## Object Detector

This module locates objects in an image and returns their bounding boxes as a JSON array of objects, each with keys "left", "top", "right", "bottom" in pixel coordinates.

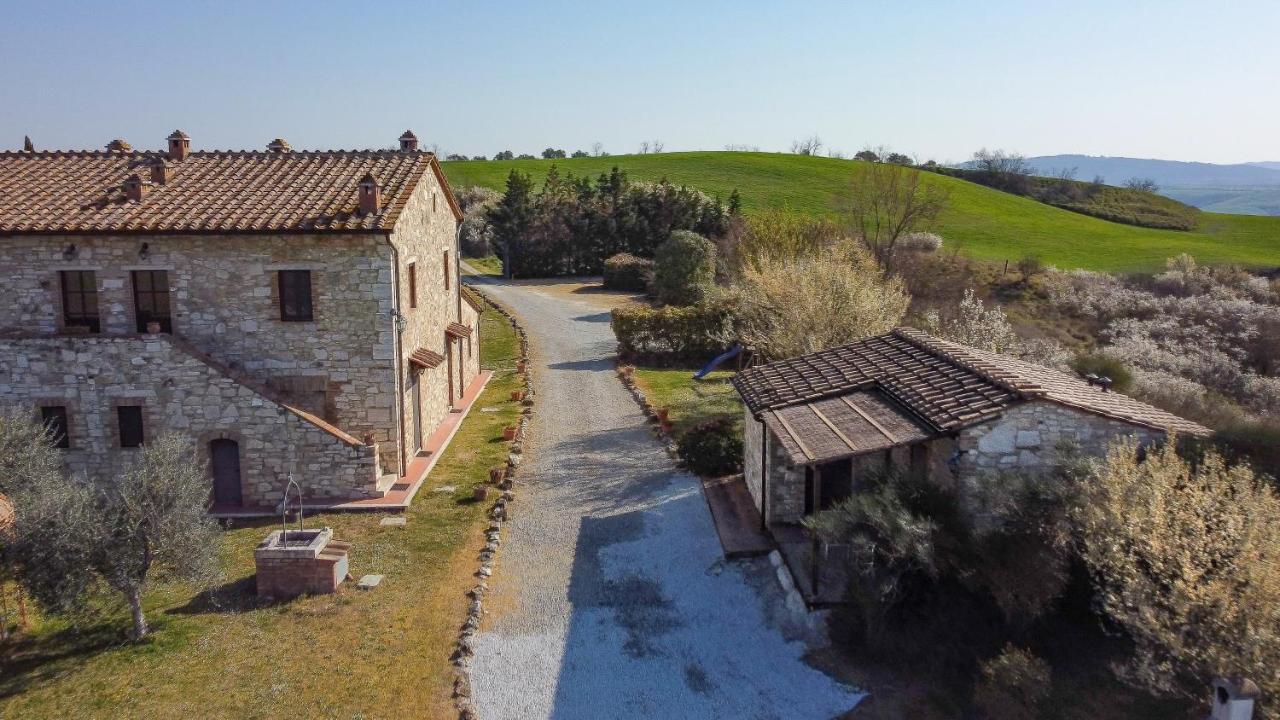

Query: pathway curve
[{"left": 467, "top": 275, "right": 861, "bottom": 720}]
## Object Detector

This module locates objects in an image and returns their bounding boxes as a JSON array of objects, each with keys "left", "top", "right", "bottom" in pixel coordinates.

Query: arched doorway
[{"left": 210, "top": 439, "right": 243, "bottom": 507}]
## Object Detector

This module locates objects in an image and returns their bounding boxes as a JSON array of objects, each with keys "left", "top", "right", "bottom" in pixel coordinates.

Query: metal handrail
[{"left": 280, "top": 476, "right": 304, "bottom": 542}]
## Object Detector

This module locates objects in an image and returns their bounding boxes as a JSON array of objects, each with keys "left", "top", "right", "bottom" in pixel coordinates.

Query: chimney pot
[
  {"left": 123, "top": 173, "right": 150, "bottom": 202},
  {"left": 399, "top": 130, "right": 419, "bottom": 151},
  {"left": 106, "top": 138, "right": 132, "bottom": 153},
  {"left": 267, "top": 138, "right": 292, "bottom": 153},
  {"left": 167, "top": 130, "right": 190, "bottom": 161},
  {"left": 150, "top": 158, "right": 172, "bottom": 185},
  {"left": 358, "top": 173, "right": 381, "bottom": 216}
]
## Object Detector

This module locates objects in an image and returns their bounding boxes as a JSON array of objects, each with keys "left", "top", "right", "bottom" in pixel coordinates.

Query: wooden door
[
  {"left": 411, "top": 370, "right": 422, "bottom": 450},
  {"left": 210, "top": 439, "right": 243, "bottom": 506},
  {"left": 446, "top": 339, "right": 455, "bottom": 407}
]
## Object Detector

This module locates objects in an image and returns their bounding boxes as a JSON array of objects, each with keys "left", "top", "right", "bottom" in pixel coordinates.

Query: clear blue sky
[{"left": 2, "top": 0, "right": 1276, "bottom": 163}]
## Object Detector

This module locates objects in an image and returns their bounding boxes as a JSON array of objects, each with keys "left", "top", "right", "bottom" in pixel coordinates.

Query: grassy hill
[{"left": 442, "top": 152, "right": 1280, "bottom": 273}]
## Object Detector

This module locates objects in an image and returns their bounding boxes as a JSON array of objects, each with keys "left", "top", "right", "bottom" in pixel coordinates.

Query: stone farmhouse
[
  {"left": 732, "top": 327, "right": 1208, "bottom": 603},
  {"left": 0, "top": 131, "right": 484, "bottom": 512}
]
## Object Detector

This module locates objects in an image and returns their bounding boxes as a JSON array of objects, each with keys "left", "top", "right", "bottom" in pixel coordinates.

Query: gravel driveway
[{"left": 467, "top": 275, "right": 862, "bottom": 720}]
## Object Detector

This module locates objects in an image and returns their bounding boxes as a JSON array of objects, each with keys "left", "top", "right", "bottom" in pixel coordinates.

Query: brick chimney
[
  {"left": 357, "top": 173, "right": 381, "bottom": 216},
  {"left": 399, "top": 130, "right": 419, "bottom": 151},
  {"left": 167, "top": 130, "right": 190, "bottom": 161},
  {"left": 122, "top": 173, "right": 150, "bottom": 202},
  {"left": 106, "top": 138, "right": 132, "bottom": 153},
  {"left": 150, "top": 158, "right": 172, "bottom": 184},
  {"left": 267, "top": 138, "right": 292, "bottom": 153}
]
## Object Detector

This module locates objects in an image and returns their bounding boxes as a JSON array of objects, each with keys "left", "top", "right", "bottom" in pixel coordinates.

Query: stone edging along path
[
  {"left": 615, "top": 361, "right": 682, "bottom": 463},
  {"left": 452, "top": 284, "right": 534, "bottom": 720}
]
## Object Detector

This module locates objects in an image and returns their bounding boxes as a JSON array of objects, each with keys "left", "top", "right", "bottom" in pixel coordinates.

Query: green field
[{"left": 443, "top": 152, "right": 1280, "bottom": 272}]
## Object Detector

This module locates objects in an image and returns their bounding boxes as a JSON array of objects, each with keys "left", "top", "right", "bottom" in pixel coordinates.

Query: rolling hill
[
  {"left": 442, "top": 152, "right": 1280, "bottom": 273},
  {"left": 1024, "top": 154, "right": 1280, "bottom": 216}
]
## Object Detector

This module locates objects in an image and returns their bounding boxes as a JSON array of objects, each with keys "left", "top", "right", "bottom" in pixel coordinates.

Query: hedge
[
  {"left": 610, "top": 301, "right": 735, "bottom": 362},
  {"left": 602, "top": 253, "right": 653, "bottom": 292}
]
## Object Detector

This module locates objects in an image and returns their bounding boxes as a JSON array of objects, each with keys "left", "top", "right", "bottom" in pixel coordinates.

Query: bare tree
[
  {"left": 1125, "top": 177, "right": 1159, "bottom": 193},
  {"left": 591, "top": 142, "right": 603, "bottom": 157},
  {"left": 639, "top": 141, "right": 650, "bottom": 155},
  {"left": 790, "top": 135, "right": 823, "bottom": 156},
  {"left": 838, "top": 161, "right": 950, "bottom": 270},
  {"left": 651, "top": 139, "right": 665, "bottom": 153}
]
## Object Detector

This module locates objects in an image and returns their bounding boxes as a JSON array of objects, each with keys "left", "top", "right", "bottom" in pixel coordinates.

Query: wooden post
[{"left": 1002, "top": 259, "right": 1009, "bottom": 276}]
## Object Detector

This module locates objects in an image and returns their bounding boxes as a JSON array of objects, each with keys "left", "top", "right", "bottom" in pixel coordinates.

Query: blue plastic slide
[{"left": 694, "top": 344, "right": 743, "bottom": 380}]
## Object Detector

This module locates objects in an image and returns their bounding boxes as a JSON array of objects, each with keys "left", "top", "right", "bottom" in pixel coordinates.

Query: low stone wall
[{"left": 0, "top": 335, "right": 377, "bottom": 505}]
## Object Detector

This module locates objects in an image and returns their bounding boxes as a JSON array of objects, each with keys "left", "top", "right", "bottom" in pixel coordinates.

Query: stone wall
[
  {"left": 0, "top": 336, "right": 378, "bottom": 505},
  {"left": 390, "top": 172, "right": 479, "bottom": 454},
  {"left": 742, "top": 408, "right": 806, "bottom": 524},
  {"left": 0, "top": 232, "right": 398, "bottom": 465},
  {"left": 956, "top": 399, "right": 1163, "bottom": 474}
]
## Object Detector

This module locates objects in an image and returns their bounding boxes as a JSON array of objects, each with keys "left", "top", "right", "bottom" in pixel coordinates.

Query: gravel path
[{"left": 467, "top": 276, "right": 862, "bottom": 720}]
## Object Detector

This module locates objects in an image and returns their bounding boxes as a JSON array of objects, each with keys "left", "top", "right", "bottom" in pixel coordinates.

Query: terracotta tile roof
[
  {"left": 410, "top": 347, "right": 445, "bottom": 369},
  {"left": 461, "top": 286, "right": 486, "bottom": 313},
  {"left": 734, "top": 330, "right": 1020, "bottom": 431},
  {"left": 445, "top": 322, "right": 472, "bottom": 339},
  {"left": 734, "top": 328, "right": 1208, "bottom": 437},
  {"left": 764, "top": 390, "right": 934, "bottom": 466},
  {"left": 897, "top": 329, "right": 1210, "bottom": 436},
  {"left": 0, "top": 147, "right": 461, "bottom": 234}
]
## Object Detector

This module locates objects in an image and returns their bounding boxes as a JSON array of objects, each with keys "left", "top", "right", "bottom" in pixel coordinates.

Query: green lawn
[
  {"left": 443, "top": 152, "right": 1280, "bottom": 272},
  {"left": 629, "top": 367, "right": 742, "bottom": 436},
  {"left": 0, "top": 303, "right": 523, "bottom": 719},
  {"left": 461, "top": 254, "right": 503, "bottom": 278}
]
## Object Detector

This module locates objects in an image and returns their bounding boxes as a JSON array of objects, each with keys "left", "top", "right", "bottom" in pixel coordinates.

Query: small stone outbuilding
[{"left": 732, "top": 327, "right": 1209, "bottom": 603}]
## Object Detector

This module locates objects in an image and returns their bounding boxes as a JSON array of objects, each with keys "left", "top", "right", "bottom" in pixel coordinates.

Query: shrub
[
  {"left": 676, "top": 419, "right": 743, "bottom": 477},
  {"left": 921, "top": 289, "right": 1020, "bottom": 354},
  {"left": 602, "top": 253, "right": 653, "bottom": 292},
  {"left": 1016, "top": 254, "right": 1044, "bottom": 278},
  {"left": 734, "top": 244, "right": 908, "bottom": 360},
  {"left": 1069, "top": 352, "right": 1133, "bottom": 393},
  {"left": 972, "top": 646, "right": 1052, "bottom": 720},
  {"left": 610, "top": 301, "right": 735, "bottom": 362},
  {"left": 652, "top": 231, "right": 717, "bottom": 306},
  {"left": 1074, "top": 440, "right": 1280, "bottom": 700},
  {"left": 896, "top": 231, "right": 944, "bottom": 254}
]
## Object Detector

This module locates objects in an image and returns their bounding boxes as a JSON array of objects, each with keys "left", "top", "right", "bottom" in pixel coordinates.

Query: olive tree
[
  {"left": 1075, "top": 439, "right": 1280, "bottom": 699},
  {"left": 733, "top": 243, "right": 908, "bottom": 360},
  {"left": 3, "top": 415, "right": 219, "bottom": 640}
]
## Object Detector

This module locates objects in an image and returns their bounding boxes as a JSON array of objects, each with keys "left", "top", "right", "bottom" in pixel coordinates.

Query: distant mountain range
[{"left": 1021, "top": 155, "right": 1280, "bottom": 216}]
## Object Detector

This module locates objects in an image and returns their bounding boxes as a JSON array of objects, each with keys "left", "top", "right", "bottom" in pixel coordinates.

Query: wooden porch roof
[{"left": 763, "top": 389, "right": 935, "bottom": 466}]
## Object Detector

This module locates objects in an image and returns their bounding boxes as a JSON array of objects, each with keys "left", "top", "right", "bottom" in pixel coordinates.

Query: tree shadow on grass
[
  {"left": 166, "top": 575, "right": 266, "bottom": 616},
  {"left": 0, "top": 621, "right": 133, "bottom": 699}
]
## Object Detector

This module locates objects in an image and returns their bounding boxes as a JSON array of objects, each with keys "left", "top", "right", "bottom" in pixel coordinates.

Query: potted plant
[
  {"left": 473, "top": 485, "right": 489, "bottom": 501},
  {"left": 489, "top": 466, "right": 506, "bottom": 483},
  {"left": 656, "top": 408, "right": 670, "bottom": 423},
  {"left": 145, "top": 321, "right": 162, "bottom": 334},
  {"left": 516, "top": 360, "right": 526, "bottom": 373},
  {"left": 502, "top": 425, "right": 518, "bottom": 441},
  {"left": 511, "top": 390, "right": 524, "bottom": 402}
]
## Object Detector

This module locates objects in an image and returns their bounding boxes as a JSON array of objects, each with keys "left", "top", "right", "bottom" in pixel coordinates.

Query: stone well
[{"left": 254, "top": 527, "right": 350, "bottom": 600}]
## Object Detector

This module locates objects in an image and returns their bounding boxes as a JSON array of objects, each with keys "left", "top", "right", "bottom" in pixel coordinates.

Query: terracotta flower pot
[
  {"left": 145, "top": 321, "right": 162, "bottom": 334},
  {"left": 656, "top": 408, "right": 669, "bottom": 423},
  {"left": 516, "top": 361, "right": 526, "bottom": 373},
  {"left": 489, "top": 466, "right": 506, "bottom": 483},
  {"left": 660, "top": 421, "right": 673, "bottom": 434},
  {"left": 473, "top": 485, "right": 489, "bottom": 501},
  {"left": 510, "top": 390, "right": 524, "bottom": 402},
  {"left": 502, "top": 426, "right": 518, "bottom": 441}
]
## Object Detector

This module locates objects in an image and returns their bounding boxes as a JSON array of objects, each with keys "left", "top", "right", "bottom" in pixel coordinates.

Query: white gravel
[{"left": 468, "top": 277, "right": 863, "bottom": 720}]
